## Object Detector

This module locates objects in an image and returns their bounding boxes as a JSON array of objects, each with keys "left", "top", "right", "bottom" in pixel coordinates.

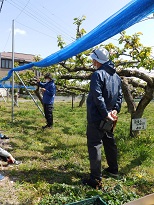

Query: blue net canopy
[
  {"left": 0, "top": 83, "right": 35, "bottom": 90},
  {"left": 0, "top": 0, "right": 154, "bottom": 83}
]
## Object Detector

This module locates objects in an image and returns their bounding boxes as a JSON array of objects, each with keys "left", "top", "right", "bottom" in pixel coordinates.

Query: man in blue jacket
[
  {"left": 83, "top": 48, "right": 122, "bottom": 189},
  {"left": 37, "top": 73, "right": 56, "bottom": 129}
]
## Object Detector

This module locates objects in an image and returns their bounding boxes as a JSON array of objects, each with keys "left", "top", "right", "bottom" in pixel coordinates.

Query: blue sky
[{"left": 0, "top": 0, "right": 154, "bottom": 58}]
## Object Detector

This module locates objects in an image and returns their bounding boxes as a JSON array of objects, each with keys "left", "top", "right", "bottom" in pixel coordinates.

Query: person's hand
[
  {"left": 37, "top": 78, "right": 40, "bottom": 82},
  {"left": 107, "top": 112, "right": 115, "bottom": 121},
  {"left": 8, "top": 155, "right": 15, "bottom": 163},
  {"left": 111, "top": 110, "right": 118, "bottom": 120},
  {"left": 111, "top": 110, "right": 117, "bottom": 116},
  {"left": 107, "top": 110, "right": 118, "bottom": 121},
  {"left": 40, "top": 88, "right": 46, "bottom": 92}
]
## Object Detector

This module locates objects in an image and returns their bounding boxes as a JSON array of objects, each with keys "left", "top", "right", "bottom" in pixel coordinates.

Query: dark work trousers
[
  {"left": 44, "top": 104, "right": 53, "bottom": 127},
  {"left": 87, "top": 122, "right": 118, "bottom": 180},
  {"left": 0, "top": 156, "right": 7, "bottom": 162}
]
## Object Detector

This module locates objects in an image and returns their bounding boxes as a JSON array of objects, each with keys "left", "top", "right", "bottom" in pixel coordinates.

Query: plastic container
[{"left": 66, "top": 196, "right": 107, "bottom": 205}]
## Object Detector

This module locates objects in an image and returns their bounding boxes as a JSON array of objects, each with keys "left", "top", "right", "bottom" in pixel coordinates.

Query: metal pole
[
  {"left": 1, "top": 84, "right": 19, "bottom": 106},
  {"left": 15, "top": 72, "right": 45, "bottom": 116},
  {"left": 12, "top": 19, "right": 15, "bottom": 122},
  {"left": 0, "top": 92, "right": 6, "bottom": 103}
]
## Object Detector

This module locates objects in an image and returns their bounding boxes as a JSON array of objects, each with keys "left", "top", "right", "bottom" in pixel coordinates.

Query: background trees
[{"left": 17, "top": 17, "right": 154, "bottom": 136}]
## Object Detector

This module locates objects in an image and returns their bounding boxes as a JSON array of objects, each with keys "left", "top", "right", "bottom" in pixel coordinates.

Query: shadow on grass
[
  {"left": 43, "top": 137, "right": 86, "bottom": 155},
  {"left": 12, "top": 119, "right": 39, "bottom": 129},
  {"left": 62, "top": 126, "right": 71, "bottom": 135},
  {"left": 9, "top": 132, "right": 85, "bottom": 150},
  {"left": 0, "top": 118, "right": 40, "bottom": 132},
  {"left": 120, "top": 153, "right": 150, "bottom": 174},
  {"left": 8, "top": 167, "right": 83, "bottom": 186}
]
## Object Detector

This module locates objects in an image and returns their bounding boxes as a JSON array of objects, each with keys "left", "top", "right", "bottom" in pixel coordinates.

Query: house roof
[{"left": 0, "top": 52, "right": 35, "bottom": 62}]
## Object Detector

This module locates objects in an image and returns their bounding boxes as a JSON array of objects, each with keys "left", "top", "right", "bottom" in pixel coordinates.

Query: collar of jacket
[
  {"left": 97, "top": 60, "right": 116, "bottom": 75},
  {"left": 47, "top": 80, "right": 54, "bottom": 84}
]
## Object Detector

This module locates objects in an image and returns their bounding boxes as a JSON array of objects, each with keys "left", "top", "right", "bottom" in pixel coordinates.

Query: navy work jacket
[
  {"left": 87, "top": 60, "right": 122, "bottom": 123},
  {"left": 38, "top": 80, "right": 56, "bottom": 104}
]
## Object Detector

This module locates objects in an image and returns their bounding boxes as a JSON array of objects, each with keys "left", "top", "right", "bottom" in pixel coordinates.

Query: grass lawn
[{"left": 0, "top": 100, "right": 154, "bottom": 205}]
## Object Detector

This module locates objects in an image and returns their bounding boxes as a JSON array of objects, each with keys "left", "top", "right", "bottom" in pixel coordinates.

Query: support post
[
  {"left": 12, "top": 19, "right": 14, "bottom": 122},
  {"left": 1, "top": 84, "right": 18, "bottom": 106},
  {"left": 15, "top": 72, "right": 44, "bottom": 116}
]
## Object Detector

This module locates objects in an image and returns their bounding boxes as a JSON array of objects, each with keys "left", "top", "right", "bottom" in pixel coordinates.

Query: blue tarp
[
  {"left": 0, "top": 84, "right": 35, "bottom": 90},
  {"left": 0, "top": 0, "right": 154, "bottom": 83}
]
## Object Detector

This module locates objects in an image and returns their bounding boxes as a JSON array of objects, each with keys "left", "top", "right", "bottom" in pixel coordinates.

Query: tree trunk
[
  {"left": 130, "top": 112, "right": 141, "bottom": 137},
  {"left": 130, "top": 85, "right": 154, "bottom": 137},
  {"left": 34, "top": 86, "right": 43, "bottom": 106},
  {"left": 78, "top": 93, "right": 86, "bottom": 107},
  {"left": 71, "top": 95, "right": 75, "bottom": 109},
  {"left": 14, "top": 93, "right": 18, "bottom": 107},
  {"left": 121, "top": 78, "right": 136, "bottom": 113},
  {"left": 122, "top": 78, "right": 154, "bottom": 137}
]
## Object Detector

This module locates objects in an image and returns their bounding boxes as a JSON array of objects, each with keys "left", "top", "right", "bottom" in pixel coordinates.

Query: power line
[
  {"left": 15, "top": 0, "right": 31, "bottom": 20},
  {"left": 16, "top": 20, "right": 57, "bottom": 39},
  {"left": 41, "top": 6, "right": 75, "bottom": 35},
  {"left": 28, "top": 1, "right": 75, "bottom": 38},
  {"left": 0, "top": 0, "right": 4, "bottom": 13},
  {"left": 7, "top": 0, "right": 66, "bottom": 38},
  {"left": 3, "top": 30, "right": 11, "bottom": 51},
  {"left": 2, "top": 20, "right": 57, "bottom": 52},
  {"left": 138, "top": 14, "right": 154, "bottom": 23},
  {"left": 7, "top": 0, "right": 75, "bottom": 42}
]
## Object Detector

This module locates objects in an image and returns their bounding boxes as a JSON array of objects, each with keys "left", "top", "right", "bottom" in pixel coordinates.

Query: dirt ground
[
  {"left": 0, "top": 139, "right": 19, "bottom": 205},
  {"left": 0, "top": 176, "right": 19, "bottom": 205}
]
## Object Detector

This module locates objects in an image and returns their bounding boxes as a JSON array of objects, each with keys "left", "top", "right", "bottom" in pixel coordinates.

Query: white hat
[{"left": 90, "top": 48, "right": 109, "bottom": 64}]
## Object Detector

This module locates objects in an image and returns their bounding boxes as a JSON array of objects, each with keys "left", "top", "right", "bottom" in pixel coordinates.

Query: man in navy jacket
[
  {"left": 83, "top": 48, "right": 122, "bottom": 189},
  {"left": 37, "top": 73, "right": 56, "bottom": 129}
]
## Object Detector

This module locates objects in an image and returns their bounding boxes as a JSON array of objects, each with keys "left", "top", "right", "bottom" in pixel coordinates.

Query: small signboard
[{"left": 132, "top": 118, "right": 147, "bottom": 131}]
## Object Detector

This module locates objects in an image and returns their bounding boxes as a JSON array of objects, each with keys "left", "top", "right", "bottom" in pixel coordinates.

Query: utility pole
[{"left": 12, "top": 19, "right": 14, "bottom": 122}]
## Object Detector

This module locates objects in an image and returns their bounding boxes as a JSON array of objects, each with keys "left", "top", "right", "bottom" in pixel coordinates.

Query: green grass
[{"left": 0, "top": 100, "right": 154, "bottom": 205}]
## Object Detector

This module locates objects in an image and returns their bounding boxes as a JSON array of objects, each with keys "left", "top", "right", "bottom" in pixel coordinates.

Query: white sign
[{"left": 132, "top": 118, "right": 147, "bottom": 131}]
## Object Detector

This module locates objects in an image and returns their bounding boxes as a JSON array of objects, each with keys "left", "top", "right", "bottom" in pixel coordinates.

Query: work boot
[
  {"left": 82, "top": 178, "right": 102, "bottom": 189},
  {"left": 103, "top": 167, "right": 119, "bottom": 177},
  {"left": 42, "top": 125, "right": 52, "bottom": 129}
]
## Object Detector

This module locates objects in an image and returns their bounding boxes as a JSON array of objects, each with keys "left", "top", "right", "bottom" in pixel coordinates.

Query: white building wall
[{"left": 0, "top": 88, "right": 7, "bottom": 97}]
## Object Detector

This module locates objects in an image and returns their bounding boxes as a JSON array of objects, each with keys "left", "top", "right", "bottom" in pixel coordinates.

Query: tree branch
[
  {"left": 57, "top": 84, "right": 87, "bottom": 92},
  {"left": 127, "top": 78, "right": 146, "bottom": 89},
  {"left": 136, "top": 85, "right": 154, "bottom": 116},
  {"left": 59, "top": 62, "right": 94, "bottom": 72},
  {"left": 59, "top": 74, "right": 91, "bottom": 80},
  {"left": 118, "top": 69, "right": 154, "bottom": 86},
  {"left": 116, "top": 61, "right": 138, "bottom": 67},
  {"left": 56, "top": 88, "right": 76, "bottom": 95}
]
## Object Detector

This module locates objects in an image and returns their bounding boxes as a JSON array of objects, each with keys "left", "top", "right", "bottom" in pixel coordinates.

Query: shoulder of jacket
[
  {"left": 49, "top": 81, "right": 54, "bottom": 84},
  {"left": 115, "top": 73, "right": 121, "bottom": 79},
  {"left": 94, "top": 69, "right": 105, "bottom": 75},
  {"left": 91, "top": 70, "right": 105, "bottom": 83}
]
